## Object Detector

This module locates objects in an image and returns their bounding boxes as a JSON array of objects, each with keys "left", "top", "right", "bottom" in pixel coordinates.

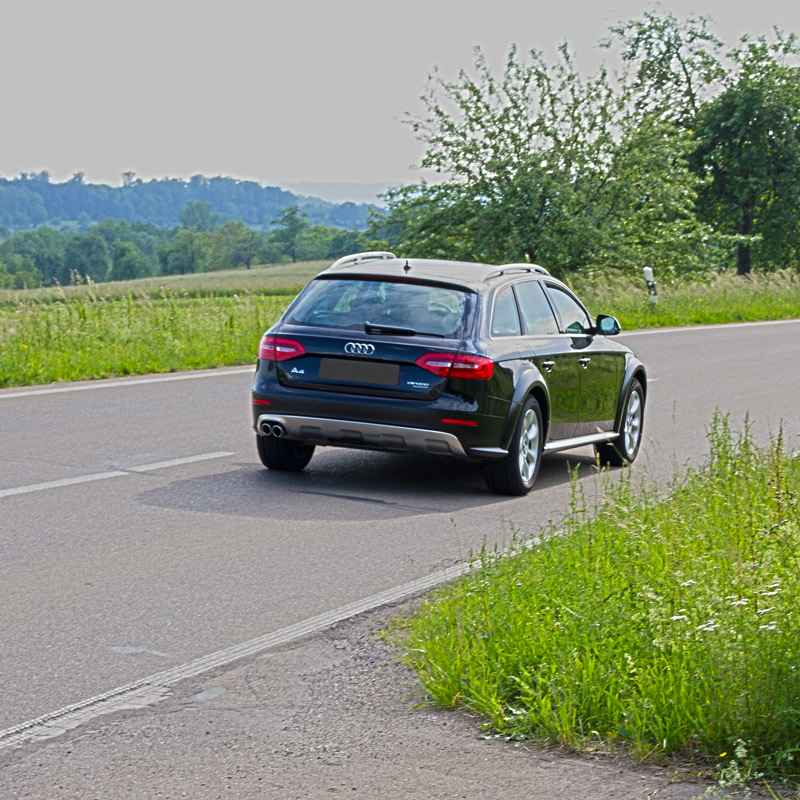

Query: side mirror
[{"left": 595, "top": 314, "right": 621, "bottom": 336}]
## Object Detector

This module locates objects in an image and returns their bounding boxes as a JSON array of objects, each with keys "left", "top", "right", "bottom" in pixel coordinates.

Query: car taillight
[
  {"left": 258, "top": 334, "right": 306, "bottom": 361},
  {"left": 415, "top": 353, "right": 494, "bottom": 380}
]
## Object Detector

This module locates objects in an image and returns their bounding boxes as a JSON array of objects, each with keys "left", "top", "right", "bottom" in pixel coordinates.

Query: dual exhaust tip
[{"left": 260, "top": 421, "right": 287, "bottom": 438}]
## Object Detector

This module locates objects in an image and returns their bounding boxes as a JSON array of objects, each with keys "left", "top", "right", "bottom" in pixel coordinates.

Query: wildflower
[
  {"left": 759, "top": 623, "right": 778, "bottom": 631},
  {"left": 670, "top": 615, "right": 688, "bottom": 621},
  {"left": 697, "top": 620, "right": 718, "bottom": 632},
  {"left": 730, "top": 599, "right": 748, "bottom": 606},
  {"left": 757, "top": 607, "right": 775, "bottom": 615},
  {"left": 680, "top": 580, "right": 697, "bottom": 587}
]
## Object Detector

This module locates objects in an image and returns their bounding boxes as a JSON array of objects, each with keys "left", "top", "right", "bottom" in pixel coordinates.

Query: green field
[
  {"left": 1, "top": 263, "right": 798, "bottom": 388},
  {"left": 0, "top": 261, "right": 326, "bottom": 388}
]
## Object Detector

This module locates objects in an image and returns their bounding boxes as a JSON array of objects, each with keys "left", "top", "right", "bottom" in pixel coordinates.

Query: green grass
[
  {"left": 0, "top": 264, "right": 798, "bottom": 388},
  {"left": 399, "top": 416, "right": 800, "bottom": 784},
  {"left": 572, "top": 269, "right": 800, "bottom": 328},
  {"left": 0, "top": 260, "right": 328, "bottom": 387}
]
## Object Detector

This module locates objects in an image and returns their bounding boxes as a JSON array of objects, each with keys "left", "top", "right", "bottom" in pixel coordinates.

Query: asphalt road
[{"left": 1, "top": 320, "right": 799, "bottom": 736}]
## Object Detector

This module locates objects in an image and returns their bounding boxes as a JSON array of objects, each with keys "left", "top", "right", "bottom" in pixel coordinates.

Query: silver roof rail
[
  {"left": 488, "top": 263, "right": 550, "bottom": 279},
  {"left": 328, "top": 251, "right": 397, "bottom": 270}
]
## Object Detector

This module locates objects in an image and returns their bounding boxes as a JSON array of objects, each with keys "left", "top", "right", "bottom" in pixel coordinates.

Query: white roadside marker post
[{"left": 643, "top": 266, "right": 658, "bottom": 304}]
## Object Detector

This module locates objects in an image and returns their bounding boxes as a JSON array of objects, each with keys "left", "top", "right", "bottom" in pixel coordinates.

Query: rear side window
[
  {"left": 491, "top": 286, "right": 522, "bottom": 337},
  {"left": 515, "top": 281, "right": 559, "bottom": 335},
  {"left": 287, "top": 278, "right": 473, "bottom": 338}
]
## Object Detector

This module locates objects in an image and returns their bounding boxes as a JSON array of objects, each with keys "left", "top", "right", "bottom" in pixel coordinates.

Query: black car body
[{"left": 252, "top": 252, "right": 647, "bottom": 494}]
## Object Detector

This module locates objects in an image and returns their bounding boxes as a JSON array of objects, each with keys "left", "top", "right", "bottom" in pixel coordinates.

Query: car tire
[
  {"left": 482, "top": 396, "right": 543, "bottom": 495},
  {"left": 256, "top": 434, "right": 315, "bottom": 471},
  {"left": 595, "top": 378, "right": 644, "bottom": 466}
]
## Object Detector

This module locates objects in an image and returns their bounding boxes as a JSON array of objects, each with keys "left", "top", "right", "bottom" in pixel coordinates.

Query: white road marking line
[
  {"left": 0, "top": 367, "right": 254, "bottom": 400},
  {"left": 0, "top": 451, "right": 235, "bottom": 499},
  {"left": 619, "top": 318, "right": 800, "bottom": 337},
  {"left": 0, "top": 562, "right": 471, "bottom": 750}
]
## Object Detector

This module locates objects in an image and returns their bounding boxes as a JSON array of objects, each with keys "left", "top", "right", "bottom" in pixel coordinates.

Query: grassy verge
[
  {"left": 573, "top": 269, "right": 800, "bottom": 329},
  {"left": 0, "top": 265, "right": 798, "bottom": 388},
  {"left": 399, "top": 416, "right": 800, "bottom": 785}
]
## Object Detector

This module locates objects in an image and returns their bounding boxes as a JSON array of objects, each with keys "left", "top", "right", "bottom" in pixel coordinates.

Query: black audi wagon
[{"left": 252, "top": 252, "right": 646, "bottom": 495}]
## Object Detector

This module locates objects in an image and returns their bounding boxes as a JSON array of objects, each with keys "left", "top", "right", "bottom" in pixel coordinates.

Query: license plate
[{"left": 318, "top": 358, "right": 399, "bottom": 386}]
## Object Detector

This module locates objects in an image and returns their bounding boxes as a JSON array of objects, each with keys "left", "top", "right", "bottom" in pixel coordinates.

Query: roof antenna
[{"left": 403, "top": 259, "right": 411, "bottom": 273}]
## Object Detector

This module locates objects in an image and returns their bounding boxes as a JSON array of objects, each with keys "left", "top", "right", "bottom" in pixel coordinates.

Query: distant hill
[
  {"left": 281, "top": 182, "right": 396, "bottom": 206},
  {"left": 0, "top": 173, "right": 378, "bottom": 233}
]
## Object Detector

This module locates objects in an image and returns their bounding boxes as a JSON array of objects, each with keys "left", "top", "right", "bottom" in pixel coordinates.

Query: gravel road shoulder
[{"left": 0, "top": 598, "right": 779, "bottom": 799}]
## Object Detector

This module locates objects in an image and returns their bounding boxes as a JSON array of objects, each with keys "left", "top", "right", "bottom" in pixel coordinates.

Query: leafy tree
[
  {"left": 296, "top": 225, "right": 337, "bottom": 261},
  {"left": 691, "top": 35, "right": 800, "bottom": 273},
  {"left": 178, "top": 200, "right": 220, "bottom": 232},
  {"left": 109, "top": 241, "right": 151, "bottom": 281},
  {"left": 62, "top": 233, "right": 110, "bottom": 283},
  {"left": 326, "top": 229, "right": 363, "bottom": 259},
  {"left": 603, "top": 11, "right": 725, "bottom": 122},
  {"left": 157, "top": 229, "right": 212, "bottom": 275},
  {"left": 371, "top": 46, "right": 722, "bottom": 275},
  {"left": 271, "top": 205, "right": 309, "bottom": 262},
  {"left": 607, "top": 15, "right": 800, "bottom": 273},
  {"left": 216, "top": 221, "right": 263, "bottom": 269},
  {"left": 1, "top": 227, "right": 65, "bottom": 284}
]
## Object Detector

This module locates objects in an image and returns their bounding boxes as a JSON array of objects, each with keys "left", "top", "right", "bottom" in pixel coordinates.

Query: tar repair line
[
  {"left": 0, "top": 366, "right": 254, "bottom": 400},
  {"left": 0, "top": 561, "right": 476, "bottom": 751},
  {"left": 0, "top": 451, "right": 235, "bottom": 499}
]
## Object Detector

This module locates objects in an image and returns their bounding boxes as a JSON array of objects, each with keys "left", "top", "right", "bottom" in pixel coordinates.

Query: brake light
[
  {"left": 415, "top": 353, "right": 494, "bottom": 380},
  {"left": 258, "top": 334, "right": 306, "bottom": 361}
]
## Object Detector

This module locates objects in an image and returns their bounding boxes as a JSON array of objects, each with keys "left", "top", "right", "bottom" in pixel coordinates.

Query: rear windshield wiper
[{"left": 364, "top": 321, "right": 444, "bottom": 337}]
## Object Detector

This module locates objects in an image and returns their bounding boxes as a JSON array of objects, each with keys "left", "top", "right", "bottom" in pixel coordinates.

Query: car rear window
[{"left": 287, "top": 277, "right": 474, "bottom": 338}]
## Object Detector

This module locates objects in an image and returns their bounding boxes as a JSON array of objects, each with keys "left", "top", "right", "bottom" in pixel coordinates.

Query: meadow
[
  {"left": 399, "top": 417, "right": 800, "bottom": 786},
  {"left": 0, "top": 262, "right": 798, "bottom": 388}
]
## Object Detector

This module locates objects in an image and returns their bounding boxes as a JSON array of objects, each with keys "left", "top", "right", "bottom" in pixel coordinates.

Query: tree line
[
  {"left": 0, "top": 172, "right": 372, "bottom": 233},
  {"left": 368, "top": 13, "right": 800, "bottom": 276},
  {"left": 0, "top": 203, "right": 362, "bottom": 288}
]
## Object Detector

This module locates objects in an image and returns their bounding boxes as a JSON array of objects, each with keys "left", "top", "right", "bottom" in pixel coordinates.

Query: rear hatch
[{"left": 263, "top": 275, "right": 478, "bottom": 401}]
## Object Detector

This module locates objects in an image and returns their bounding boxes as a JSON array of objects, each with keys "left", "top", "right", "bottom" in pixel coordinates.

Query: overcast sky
[{"left": 2, "top": 0, "right": 798, "bottom": 197}]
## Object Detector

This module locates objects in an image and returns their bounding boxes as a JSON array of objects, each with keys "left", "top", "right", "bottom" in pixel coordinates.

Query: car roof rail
[
  {"left": 328, "top": 251, "right": 397, "bottom": 270},
  {"left": 487, "top": 263, "right": 551, "bottom": 279}
]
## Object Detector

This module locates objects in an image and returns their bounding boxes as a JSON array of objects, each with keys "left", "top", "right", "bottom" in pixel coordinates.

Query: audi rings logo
[{"left": 344, "top": 342, "right": 375, "bottom": 355}]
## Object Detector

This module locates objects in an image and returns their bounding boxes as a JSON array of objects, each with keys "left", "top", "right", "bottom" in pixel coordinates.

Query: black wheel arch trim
[{"left": 500, "top": 365, "right": 550, "bottom": 452}]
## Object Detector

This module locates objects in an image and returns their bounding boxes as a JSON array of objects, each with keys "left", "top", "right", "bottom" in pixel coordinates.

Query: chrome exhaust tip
[
  {"left": 271, "top": 424, "right": 286, "bottom": 438},
  {"left": 260, "top": 421, "right": 273, "bottom": 436}
]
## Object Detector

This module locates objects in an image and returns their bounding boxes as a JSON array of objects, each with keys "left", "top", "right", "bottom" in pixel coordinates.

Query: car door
[
  {"left": 514, "top": 280, "right": 578, "bottom": 441},
  {"left": 543, "top": 283, "right": 622, "bottom": 436}
]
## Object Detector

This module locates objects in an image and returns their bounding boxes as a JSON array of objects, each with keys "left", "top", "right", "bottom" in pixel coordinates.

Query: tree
[
  {"left": 1, "top": 227, "right": 65, "bottom": 284},
  {"left": 157, "top": 229, "right": 212, "bottom": 275},
  {"left": 62, "top": 233, "right": 110, "bottom": 283},
  {"left": 109, "top": 241, "right": 151, "bottom": 281},
  {"left": 603, "top": 11, "right": 725, "bottom": 122},
  {"left": 271, "top": 205, "right": 309, "bottom": 262},
  {"left": 607, "top": 15, "right": 800, "bottom": 273},
  {"left": 216, "top": 221, "right": 263, "bottom": 269},
  {"left": 692, "top": 35, "right": 800, "bottom": 273},
  {"left": 178, "top": 200, "right": 220, "bottom": 232},
  {"left": 371, "top": 45, "right": 722, "bottom": 275}
]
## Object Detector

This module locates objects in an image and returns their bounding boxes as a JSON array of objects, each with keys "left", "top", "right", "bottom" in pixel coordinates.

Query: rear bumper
[{"left": 255, "top": 413, "right": 471, "bottom": 458}]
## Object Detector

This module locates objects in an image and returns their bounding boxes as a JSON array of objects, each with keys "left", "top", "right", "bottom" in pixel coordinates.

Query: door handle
[
  {"left": 579, "top": 357, "right": 591, "bottom": 369},
  {"left": 541, "top": 360, "right": 555, "bottom": 373}
]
